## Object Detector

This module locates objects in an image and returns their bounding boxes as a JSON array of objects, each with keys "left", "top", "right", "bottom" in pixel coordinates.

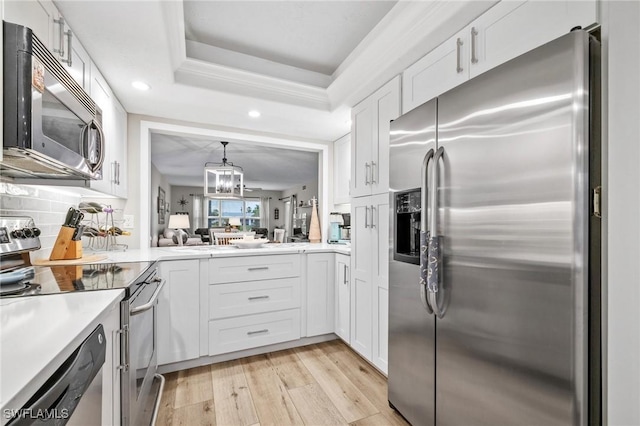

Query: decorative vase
[{"left": 308, "top": 197, "right": 321, "bottom": 243}]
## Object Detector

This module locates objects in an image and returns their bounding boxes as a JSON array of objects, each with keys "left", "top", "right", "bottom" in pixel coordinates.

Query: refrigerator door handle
[
  {"left": 428, "top": 147, "right": 446, "bottom": 319},
  {"left": 420, "top": 148, "right": 435, "bottom": 314}
]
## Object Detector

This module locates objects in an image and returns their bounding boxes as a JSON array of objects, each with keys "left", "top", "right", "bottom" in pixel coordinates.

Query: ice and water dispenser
[{"left": 394, "top": 189, "right": 421, "bottom": 265}]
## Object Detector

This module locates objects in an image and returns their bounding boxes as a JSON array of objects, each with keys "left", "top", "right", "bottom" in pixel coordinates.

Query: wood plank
[
  {"left": 265, "top": 348, "right": 314, "bottom": 389},
  {"left": 294, "top": 344, "right": 378, "bottom": 423},
  {"left": 323, "top": 341, "right": 408, "bottom": 426},
  {"left": 350, "top": 412, "right": 398, "bottom": 426},
  {"left": 288, "top": 383, "right": 349, "bottom": 426},
  {"left": 172, "top": 400, "right": 216, "bottom": 426},
  {"left": 174, "top": 365, "right": 214, "bottom": 408},
  {"left": 211, "top": 359, "right": 259, "bottom": 426},
  {"left": 241, "top": 354, "right": 304, "bottom": 426},
  {"left": 156, "top": 372, "right": 179, "bottom": 426}
]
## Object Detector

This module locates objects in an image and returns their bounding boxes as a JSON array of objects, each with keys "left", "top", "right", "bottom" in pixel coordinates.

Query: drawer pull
[
  {"left": 248, "top": 295, "right": 270, "bottom": 301},
  {"left": 247, "top": 329, "right": 269, "bottom": 336},
  {"left": 247, "top": 266, "right": 269, "bottom": 271}
]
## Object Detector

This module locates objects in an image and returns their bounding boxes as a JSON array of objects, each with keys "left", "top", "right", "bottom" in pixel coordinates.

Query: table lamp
[{"left": 168, "top": 214, "right": 190, "bottom": 246}]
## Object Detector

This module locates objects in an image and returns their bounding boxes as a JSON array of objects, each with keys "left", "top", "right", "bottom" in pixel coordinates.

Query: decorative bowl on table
[{"left": 232, "top": 239, "right": 268, "bottom": 249}]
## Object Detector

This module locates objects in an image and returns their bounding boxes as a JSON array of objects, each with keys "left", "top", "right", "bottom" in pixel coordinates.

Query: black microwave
[{"left": 2, "top": 21, "right": 105, "bottom": 180}]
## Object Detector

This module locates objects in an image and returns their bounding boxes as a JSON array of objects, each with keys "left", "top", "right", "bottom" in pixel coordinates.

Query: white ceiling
[
  {"left": 151, "top": 133, "right": 318, "bottom": 191},
  {"left": 184, "top": 1, "right": 396, "bottom": 78}
]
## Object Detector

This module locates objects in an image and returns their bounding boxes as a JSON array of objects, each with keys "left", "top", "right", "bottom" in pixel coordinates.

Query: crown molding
[{"left": 161, "top": 0, "right": 496, "bottom": 112}]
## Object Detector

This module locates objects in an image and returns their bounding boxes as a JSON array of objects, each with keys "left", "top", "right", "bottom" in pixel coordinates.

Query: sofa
[{"left": 157, "top": 228, "right": 202, "bottom": 247}]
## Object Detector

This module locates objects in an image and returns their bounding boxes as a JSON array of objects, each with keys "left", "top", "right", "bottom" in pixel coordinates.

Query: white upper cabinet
[
  {"left": 3, "top": 0, "right": 57, "bottom": 48},
  {"left": 4, "top": 1, "right": 92, "bottom": 90},
  {"left": 470, "top": 0, "right": 597, "bottom": 78},
  {"left": 333, "top": 133, "right": 351, "bottom": 205},
  {"left": 351, "top": 76, "right": 401, "bottom": 198},
  {"left": 90, "top": 65, "right": 128, "bottom": 198},
  {"left": 402, "top": 26, "right": 469, "bottom": 114},
  {"left": 402, "top": 0, "right": 596, "bottom": 113}
]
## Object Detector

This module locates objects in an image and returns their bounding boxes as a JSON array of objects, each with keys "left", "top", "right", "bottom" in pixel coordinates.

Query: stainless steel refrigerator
[{"left": 388, "top": 29, "right": 601, "bottom": 426}]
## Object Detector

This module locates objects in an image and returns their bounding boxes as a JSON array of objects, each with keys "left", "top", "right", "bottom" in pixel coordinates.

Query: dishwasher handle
[{"left": 8, "top": 325, "right": 106, "bottom": 425}]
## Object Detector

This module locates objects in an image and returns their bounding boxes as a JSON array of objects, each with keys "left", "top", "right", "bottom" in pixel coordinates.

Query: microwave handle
[{"left": 84, "top": 120, "right": 105, "bottom": 174}]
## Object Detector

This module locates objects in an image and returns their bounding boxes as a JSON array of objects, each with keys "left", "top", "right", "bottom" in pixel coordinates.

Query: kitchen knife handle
[
  {"left": 420, "top": 149, "right": 435, "bottom": 314},
  {"left": 456, "top": 38, "right": 464, "bottom": 73},
  {"left": 471, "top": 27, "right": 479, "bottom": 64}
]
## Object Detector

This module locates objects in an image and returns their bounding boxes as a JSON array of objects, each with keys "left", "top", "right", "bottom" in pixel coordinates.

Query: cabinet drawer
[
  {"left": 208, "top": 309, "right": 301, "bottom": 355},
  {"left": 209, "top": 254, "right": 300, "bottom": 284},
  {"left": 209, "top": 278, "right": 301, "bottom": 319}
]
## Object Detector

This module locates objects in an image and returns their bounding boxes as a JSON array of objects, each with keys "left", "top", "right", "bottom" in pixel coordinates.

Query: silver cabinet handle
[
  {"left": 54, "top": 17, "right": 65, "bottom": 57},
  {"left": 248, "top": 266, "right": 269, "bottom": 271},
  {"left": 64, "top": 30, "right": 73, "bottom": 66},
  {"left": 364, "top": 206, "right": 369, "bottom": 228},
  {"left": 428, "top": 147, "right": 446, "bottom": 319},
  {"left": 248, "top": 295, "right": 270, "bottom": 301},
  {"left": 471, "top": 27, "right": 479, "bottom": 64},
  {"left": 370, "top": 205, "right": 376, "bottom": 228},
  {"left": 456, "top": 38, "right": 464, "bottom": 73},
  {"left": 116, "top": 162, "right": 121, "bottom": 185},
  {"left": 420, "top": 148, "right": 435, "bottom": 314},
  {"left": 131, "top": 279, "right": 165, "bottom": 315},
  {"left": 111, "top": 162, "right": 117, "bottom": 184},
  {"left": 247, "top": 329, "right": 269, "bottom": 336},
  {"left": 364, "top": 162, "right": 371, "bottom": 185},
  {"left": 344, "top": 264, "right": 348, "bottom": 285},
  {"left": 371, "top": 161, "right": 377, "bottom": 184}
]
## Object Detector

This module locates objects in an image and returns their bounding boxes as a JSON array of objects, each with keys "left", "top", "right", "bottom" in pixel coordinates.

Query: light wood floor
[{"left": 156, "top": 340, "right": 409, "bottom": 426}]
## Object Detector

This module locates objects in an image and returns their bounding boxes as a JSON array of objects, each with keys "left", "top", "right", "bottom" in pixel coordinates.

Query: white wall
[{"left": 602, "top": 1, "right": 640, "bottom": 424}]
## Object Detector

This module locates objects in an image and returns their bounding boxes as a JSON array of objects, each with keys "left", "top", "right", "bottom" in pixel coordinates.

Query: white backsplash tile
[{"left": 0, "top": 183, "right": 82, "bottom": 257}]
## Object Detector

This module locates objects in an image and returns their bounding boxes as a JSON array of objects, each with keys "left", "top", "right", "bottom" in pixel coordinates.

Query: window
[{"left": 207, "top": 198, "right": 261, "bottom": 230}]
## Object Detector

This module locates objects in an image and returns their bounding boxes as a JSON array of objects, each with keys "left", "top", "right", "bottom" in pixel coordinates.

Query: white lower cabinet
[
  {"left": 351, "top": 193, "right": 390, "bottom": 372},
  {"left": 335, "top": 253, "right": 351, "bottom": 343},
  {"left": 208, "top": 255, "right": 303, "bottom": 356},
  {"left": 157, "top": 259, "right": 201, "bottom": 366},
  {"left": 306, "top": 253, "right": 335, "bottom": 337},
  {"left": 209, "top": 309, "right": 301, "bottom": 355}
]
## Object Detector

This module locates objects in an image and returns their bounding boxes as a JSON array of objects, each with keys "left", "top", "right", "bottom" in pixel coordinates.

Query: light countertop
[
  {"left": 0, "top": 290, "right": 124, "bottom": 417},
  {"left": 71, "top": 242, "right": 350, "bottom": 264}
]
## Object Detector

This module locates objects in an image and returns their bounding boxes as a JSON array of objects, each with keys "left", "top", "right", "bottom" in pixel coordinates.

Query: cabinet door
[
  {"left": 4, "top": 0, "right": 57, "bottom": 49},
  {"left": 306, "top": 253, "right": 335, "bottom": 336},
  {"left": 402, "top": 27, "right": 469, "bottom": 113},
  {"left": 350, "top": 197, "right": 373, "bottom": 359},
  {"left": 371, "top": 76, "right": 401, "bottom": 196},
  {"left": 335, "top": 254, "right": 351, "bottom": 343},
  {"left": 351, "top": 99, "right": 374, "bottom": 198},
  {"left": 372, "top": 192, "right": 390, "bottom": 373},
  {"left": 112, "top": 99, "right": 128, "bottom": 198},
  {"left": 470, "top": 0, "right": 597, "bottom": 78},
  {"left": 89, "top": 65, "right": 114, "bottom": 195},
  {"left": 60, "top": 18, "right": 92, "bottom": 90},
  {"left": 333, "top": 133, "right": 351, "bottom": 205},
  {"left": 373, "top": 286, "right": 389, "bottom": 375},
  {"left": 158, "top": 260, "right": 200, "bottom": 365}
]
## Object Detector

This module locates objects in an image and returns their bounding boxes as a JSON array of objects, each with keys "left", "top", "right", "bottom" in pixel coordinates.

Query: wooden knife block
[{"left": 50, "top": 226, "right": 83, "bottom": 261}]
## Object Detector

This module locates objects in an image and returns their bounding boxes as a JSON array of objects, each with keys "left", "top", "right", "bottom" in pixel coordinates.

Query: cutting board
[{"left": 32, "top": 254, "right": 108, "bottom": 266}]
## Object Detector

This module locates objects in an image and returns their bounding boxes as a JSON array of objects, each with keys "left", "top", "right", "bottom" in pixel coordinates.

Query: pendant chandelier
[{"left": 204, "top": 141, "right": 244, "bottom": 199}]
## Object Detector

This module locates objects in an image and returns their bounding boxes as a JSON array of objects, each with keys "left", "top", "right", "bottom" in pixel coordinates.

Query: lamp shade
[
  {"left": 228, "top": 217, "right": 242, "bottom": 227},
  {"left": 168, "top": 214, "right": 190, "bottom": 230}
]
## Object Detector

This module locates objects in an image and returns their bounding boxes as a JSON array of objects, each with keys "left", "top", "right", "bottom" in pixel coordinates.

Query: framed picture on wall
[{"left": 158, "top": 187, "right": 165, "bottom": 224}]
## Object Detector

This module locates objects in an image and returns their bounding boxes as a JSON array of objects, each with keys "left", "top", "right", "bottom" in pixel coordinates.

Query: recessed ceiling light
[
  {"left": 248, "top": 110, "right": 261, "bottom": 118},
  {"left": 132, "top": 81, "right": 151, "bottom": 91}
]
